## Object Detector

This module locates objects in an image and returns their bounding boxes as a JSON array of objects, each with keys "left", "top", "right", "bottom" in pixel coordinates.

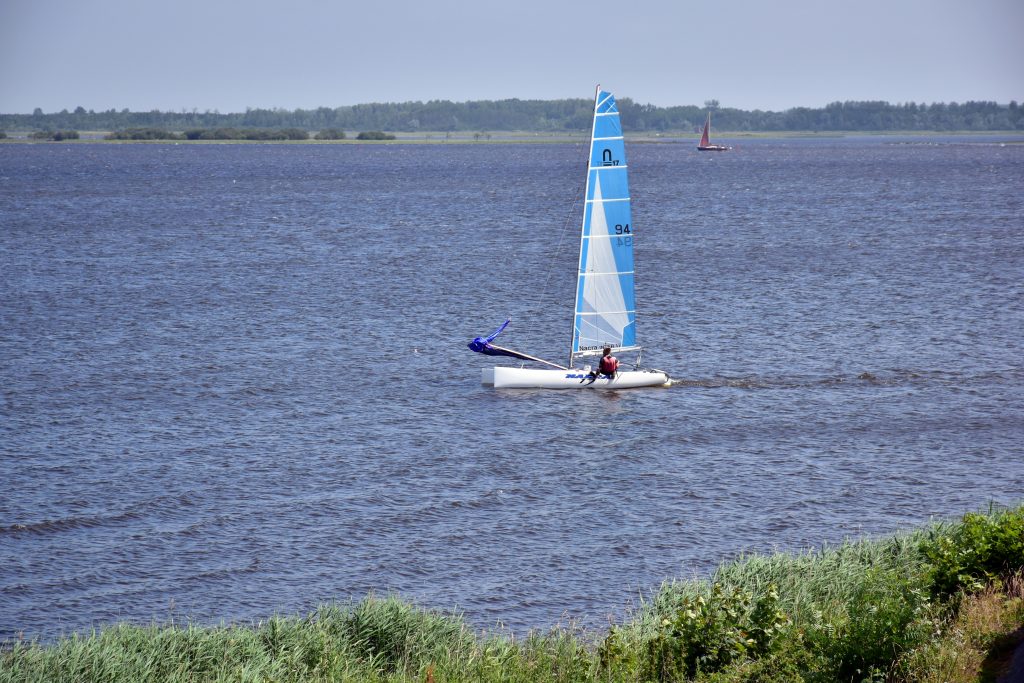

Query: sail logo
[{"left": 601, "top": 149, "right": 620, "bottom": 166}]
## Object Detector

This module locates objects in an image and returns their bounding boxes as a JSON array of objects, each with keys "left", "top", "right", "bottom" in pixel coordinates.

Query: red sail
[{"left": 699, "top": 113, "right": 711, "bottom": 147}]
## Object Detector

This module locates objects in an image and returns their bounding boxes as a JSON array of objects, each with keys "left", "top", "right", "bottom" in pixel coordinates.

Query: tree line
[
  {"left": 2, "top": 98, "right": 1021, "bottom": 134},
  {"left": 99, "top": 128, "right": 395, "bottom": 141}
]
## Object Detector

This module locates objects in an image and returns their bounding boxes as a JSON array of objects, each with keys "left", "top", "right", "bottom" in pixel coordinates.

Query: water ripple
[{"left": 1, "top": 140, "right": 1021, "bottom": 642}]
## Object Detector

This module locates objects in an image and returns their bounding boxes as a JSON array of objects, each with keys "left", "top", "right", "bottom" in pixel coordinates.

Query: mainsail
[
  {"left": 699, "top": 112, "right": 712, "bottom": 148},
  {"left": 570, "top": 88, "right": 639, "bottom": 365}
]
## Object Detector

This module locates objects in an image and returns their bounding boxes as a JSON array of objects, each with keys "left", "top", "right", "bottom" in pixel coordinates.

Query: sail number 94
[{"left": 614, "top": 224, "right": 632, "bottom": 246}]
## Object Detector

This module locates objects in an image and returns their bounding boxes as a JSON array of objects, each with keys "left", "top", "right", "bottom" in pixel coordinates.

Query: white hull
[{"left": 483, "top": 366, "right": 670, "bottom": 389}]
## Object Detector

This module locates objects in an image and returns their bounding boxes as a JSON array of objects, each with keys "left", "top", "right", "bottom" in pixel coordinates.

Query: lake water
[{"left": 1, "top": 137, "right": 1022, "bottom": 642}]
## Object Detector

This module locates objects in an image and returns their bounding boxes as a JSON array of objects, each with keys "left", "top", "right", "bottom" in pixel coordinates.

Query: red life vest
[{"left": 598, "top": 354, "right": 619, "bottom": 375}]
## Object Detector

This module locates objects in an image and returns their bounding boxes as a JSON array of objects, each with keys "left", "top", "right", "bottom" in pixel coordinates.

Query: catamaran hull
[{"left": 483, "top": 367, "right": 670, "bottom": 389}]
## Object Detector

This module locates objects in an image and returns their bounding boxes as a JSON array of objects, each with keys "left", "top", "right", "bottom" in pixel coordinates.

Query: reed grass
[
  {"left": 900, "top": 574, "right": 1024, "bottom": 683},
  {"left": 3, "top": 505, "right": 1022, "bottom": 682}
]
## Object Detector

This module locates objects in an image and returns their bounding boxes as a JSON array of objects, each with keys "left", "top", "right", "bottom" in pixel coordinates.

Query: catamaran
[
  {"left": 697, "top": 111, "right": 730, "bottom": 151},
  {"left": 468, "top": 86, "right": 670, "bottom": 390}
]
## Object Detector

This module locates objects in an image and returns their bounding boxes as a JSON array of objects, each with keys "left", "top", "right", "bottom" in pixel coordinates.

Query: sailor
[
  {"left": 597, "top": 347, "right": 619, "bottom": 378},
  {"left": 581, "top": 346, "right": 619, "bottom": 383}
]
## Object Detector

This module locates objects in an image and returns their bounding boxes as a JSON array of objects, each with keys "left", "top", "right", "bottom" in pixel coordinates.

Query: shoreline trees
[{"left": 3, "top": 99, "right": 1021, "bottom": 134}]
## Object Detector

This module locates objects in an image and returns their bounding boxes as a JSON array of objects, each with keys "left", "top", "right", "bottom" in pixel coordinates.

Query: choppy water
[{"left": 1, "top": 137, "right": 1022, "bottom": 642}]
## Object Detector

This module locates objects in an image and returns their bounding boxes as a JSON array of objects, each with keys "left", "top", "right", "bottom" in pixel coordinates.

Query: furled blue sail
[
  {"left": 570, "top": 88, "right": 639, "bottom": 364},
  {"left": 467, "top": 319, "right": 567, "bottom": 370},
  {"left": 467, "top": 318, "right": 513, "bottom": 356}
]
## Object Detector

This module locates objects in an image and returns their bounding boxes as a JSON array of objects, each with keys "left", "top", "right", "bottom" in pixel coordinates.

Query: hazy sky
[{"left": 2, "top": 0, "right": 1021, "bottom": 114}]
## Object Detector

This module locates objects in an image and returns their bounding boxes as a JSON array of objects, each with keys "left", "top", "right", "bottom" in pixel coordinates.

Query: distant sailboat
[
  {"left": 468, "top": 86, "right": 670, "bottom": 390},
  {"left": 697, "top": 111, "right": 730, "bottom": 151}
]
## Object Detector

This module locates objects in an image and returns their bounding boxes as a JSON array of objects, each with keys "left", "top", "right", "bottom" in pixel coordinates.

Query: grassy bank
[{"left": 3, "top": 505, "right": 1022, "bottom": 682}]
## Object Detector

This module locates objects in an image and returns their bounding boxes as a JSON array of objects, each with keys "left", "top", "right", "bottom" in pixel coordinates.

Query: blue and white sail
[{"left": 570, "top": 87, "right": 640, "bottom": 365}]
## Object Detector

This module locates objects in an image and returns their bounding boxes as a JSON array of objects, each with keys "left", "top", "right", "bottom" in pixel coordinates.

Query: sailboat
[
  {"left": 697, "top": 111, "right": 730, "bottom": 151},
  {"left": 468, "top": 86, "right": 670, "bottom": 390}
]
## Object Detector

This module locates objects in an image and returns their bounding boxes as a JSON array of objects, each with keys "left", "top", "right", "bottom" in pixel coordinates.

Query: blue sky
[{"left": 1, "top": 0, "right": 1021, "bottom": 114}]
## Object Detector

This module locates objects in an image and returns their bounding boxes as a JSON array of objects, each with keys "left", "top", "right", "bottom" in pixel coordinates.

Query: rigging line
[{"left": 529, "top": 132, "right": 589, "bottom": 320}]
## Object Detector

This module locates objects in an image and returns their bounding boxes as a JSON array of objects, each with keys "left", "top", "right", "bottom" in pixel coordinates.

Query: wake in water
[{"left": 666, "top": 368, "right": 1007, "bottom": 390}]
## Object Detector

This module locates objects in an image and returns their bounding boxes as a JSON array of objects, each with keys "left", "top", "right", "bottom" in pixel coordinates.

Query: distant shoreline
[
  {"left": 4, "top": 99, "right": 1021, "bottom": 136},
  {"left": 3, "top": 130, "right": 1024, "bottom": 144}
]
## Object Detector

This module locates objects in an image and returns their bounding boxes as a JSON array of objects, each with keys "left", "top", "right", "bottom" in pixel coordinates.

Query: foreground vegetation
[{"left": 3, "top": 505, "right": 1022, "bottom": 682}]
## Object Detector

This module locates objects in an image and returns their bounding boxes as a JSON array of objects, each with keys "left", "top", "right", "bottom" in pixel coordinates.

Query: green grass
[{"left": 4, "top": 505, "right": 1023, "bottom": 682}]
